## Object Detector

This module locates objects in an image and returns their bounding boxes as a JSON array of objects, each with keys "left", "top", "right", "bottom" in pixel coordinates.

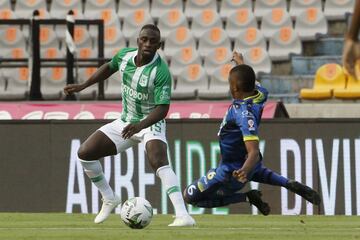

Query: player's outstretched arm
[
  {"left": 122, "top": 104, "right": 170, "bottom": 139},
  {"left": 233, "top": 140, "right": 260, "bottom": 183},
  {"left": 343, "top": 0, "right": 360, "bottom": 78},
  {"left": 63, "top": 62, "right": 116, "bottom": 96}
]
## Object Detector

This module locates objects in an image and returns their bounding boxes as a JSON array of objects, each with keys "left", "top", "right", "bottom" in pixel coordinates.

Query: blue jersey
[{"left": 218, "top": 85, "right": 268, "bottom": 163}]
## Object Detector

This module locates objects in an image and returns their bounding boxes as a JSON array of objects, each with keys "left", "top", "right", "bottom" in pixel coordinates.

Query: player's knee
[
  {"left": 183, "top": 184, "right": 199, "bottom": 205},
  {"left": 77, "top": 144, "right": 91, "bottom": 160}
]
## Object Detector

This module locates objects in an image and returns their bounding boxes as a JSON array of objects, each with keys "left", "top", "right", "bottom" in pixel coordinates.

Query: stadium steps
[
  {"left": 291, "top": 55, "right": 342, "bottom": 75},
  {"left": 303, "top": 37, "right": 344, "bottom": 56}
]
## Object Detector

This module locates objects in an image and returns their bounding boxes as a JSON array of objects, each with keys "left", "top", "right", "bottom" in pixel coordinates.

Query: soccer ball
[{"left": 120, "top": 197, "right": 153, "bottom": 229}]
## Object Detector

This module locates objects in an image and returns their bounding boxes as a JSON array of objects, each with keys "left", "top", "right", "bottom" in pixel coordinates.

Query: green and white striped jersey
[{"left": 109, "top": 48, "right": 172, "bottom": 123}]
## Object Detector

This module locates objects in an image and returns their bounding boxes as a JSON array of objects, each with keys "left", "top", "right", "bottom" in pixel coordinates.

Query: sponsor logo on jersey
[
  {"left": 248, "top": 119, "right": 255, "bottom": 131},
  {"left": 122, "top": 84, "right": 149, "bottom": 101}
]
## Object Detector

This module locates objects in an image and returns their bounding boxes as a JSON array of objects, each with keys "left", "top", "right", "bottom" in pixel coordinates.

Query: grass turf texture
[{"left": 0, "top": 213, "right": 359, "bottom": 240}]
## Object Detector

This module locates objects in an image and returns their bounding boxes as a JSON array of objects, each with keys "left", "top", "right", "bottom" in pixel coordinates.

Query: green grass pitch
[{"left": 0, "top": 213, "right": 359, "bottom": 240}]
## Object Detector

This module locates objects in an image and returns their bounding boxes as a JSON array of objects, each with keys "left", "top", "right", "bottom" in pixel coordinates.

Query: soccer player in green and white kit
[{"left": 64, "top": 24, "right": 195, "bottom": 227}]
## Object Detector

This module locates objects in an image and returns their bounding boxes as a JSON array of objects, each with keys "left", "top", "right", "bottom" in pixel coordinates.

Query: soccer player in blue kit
[{"left": 183, "top": 52, "right": 321, "bottom": 215}]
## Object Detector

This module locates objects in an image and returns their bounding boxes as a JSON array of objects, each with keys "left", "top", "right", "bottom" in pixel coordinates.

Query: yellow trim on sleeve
[{"left": 243, "top": 136, "right": 259, "bottom": 141}]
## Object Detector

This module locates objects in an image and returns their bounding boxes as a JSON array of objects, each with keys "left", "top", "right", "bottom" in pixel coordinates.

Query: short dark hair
[
  {"left": 140, "top": 24, "right": 161, "bottom": 38},
  {"left": 230, "top": 64, "right": 256, "bottom": 92}
]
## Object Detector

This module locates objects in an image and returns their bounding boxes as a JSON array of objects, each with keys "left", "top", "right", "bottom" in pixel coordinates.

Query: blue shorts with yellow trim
[{"left": 184, "top": 161, "right": 263, "bottom": 203}]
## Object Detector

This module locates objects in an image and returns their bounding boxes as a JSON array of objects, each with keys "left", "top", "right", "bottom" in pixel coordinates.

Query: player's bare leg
[
  {"left": 78, "top": 130, "right": 121, "bottom": 224},
  {"left": 146, "top": 140, "right": 195, "bottom": 227}
]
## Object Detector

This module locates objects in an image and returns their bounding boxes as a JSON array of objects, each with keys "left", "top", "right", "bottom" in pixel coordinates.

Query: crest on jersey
[{"left": 139, "top": 74, "right": 149, "bottom": 87}]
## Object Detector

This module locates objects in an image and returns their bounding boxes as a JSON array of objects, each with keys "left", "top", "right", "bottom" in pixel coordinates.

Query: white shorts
[{"left": 98, "top": 118, "right": 167, "bottom": 153}]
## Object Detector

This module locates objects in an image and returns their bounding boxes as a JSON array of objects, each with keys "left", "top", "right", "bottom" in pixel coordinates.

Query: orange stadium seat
[
  {"left": 268, "top": 27, "right": 302, "bottom": 61},
  {"left": 289, "top": 0, "right": 322, "bottom": 18},
  {"left": 102, "top": 26, "right": 126, "bottom": 58},
  {"left": 202, "top": 64, "right": 232, "bottom": 99},
  {"left": 324, "top": 0, "right": 355, "bottom": 20},
  {"left": 203, "top": 47, "right": 232, "bottom": 75},
  {"left": 118, "top": 0, "right": 150, "bottom": 20},
  {"left": 122, "top": 9, "right": 154, "bottom": 41},
  {"left": 172, "top": 64, "right": 208, "bottom": 99},
  {"left": 220, "top": 0, "right": 252, "bottom": 19},
  {"left": 163, "top": 27, "right": 196, "bottom": 60},
  {"left": 151, "top": 0, "right": 184, "bottom": 19},
  {"left": 0, "top": 67, "right": 29, "bottom": 100},
  {"left": 157, "top": 9, "right": 188, "bottom": 39},
  {"left": 78, "top": 67, "right": 98, "bottom": 100},
  {"left": 198, "top": 27, "right": 231, "bottom": 58},
  {"left": 254, "top": 0, "right": 287, "bottom": 18},
  {"left": 191, "top": 9, "right": 222, "bottom": 39},
  {"left": 300, "top": 64, "right": 346, "bottom": 100},
  {"left": 184, "top": 0, "right": 217, "bottom": 20},
  {"left": 243, "top": 47, "right": 272, "bottom": 75},
  {"left": 169, "top": 47, "right": 202, "bottom": 77},
  {"left": 104, "top": 72, "right": 122, "bottom": 100},
  {"left": 260, "top": 8, "right": 293, "bottom": 38},
  {"left": 84, "top": 0, "right": 116, "bottom": 13},
  {"left": 50, "top": 0, "right": 83, "bottom": 19},
  {"left": 295, "top": 8, "right": 328, "bottom": 40},
  {"left": 234, "top": 27, "right": 267, "bottom": 53},
  {"left": 14, "top": 0, "right": 47, "bottom": 19},
  {"left": 225, "top": 9, "right": 257, "bottom": 40}
]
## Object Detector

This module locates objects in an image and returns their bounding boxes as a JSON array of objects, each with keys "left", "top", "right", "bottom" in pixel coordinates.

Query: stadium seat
[
  {"left": 50, "top": 0, "right": 83, "bottom": 19},
  {"left": 151, "top": 0, "right": 184, "bottom": 19},
  {"left": 260, "top": 8, "right": 293, "bottom": 38},
  {"left": 268, "top": 27, "right": 302, "bottom": 61},
  {"left": 225, "top": 9, "right": 257, "bottom": 40},
  {"left": 300, "top": 63, "right": 346, "bottom": 100},
  {"left": 169, "top": 47, "right": 201, "bottom": 77},
  {"left": 243, "top": 47, "right": 272, "bottom": 75},
  {"left": 84, "top": 0, "right": 116, "bottom": 13},
  {"left": 118, "top": 0, "right": 150, "bottom": 20},
  {"left": 172, "top": 64, "right": 208, "bottom": 99},
  {"left": 203, "top": 47, "right": 232, "bottom": 75},
  {"left": 254, "top": 0, "right": 287, "bottom": 19},
  {"left": 191, "top": 9, "right": 222, "bottom": 39},
  {"left": 157, "top": 9, "right": 188, "bottom": 40},
  {"left": 40, "top": 48, "right": 66, "bottom": 100},
  {"left": 0, "top": 27, "right": 27, "bottom": 54},
  {"left": 198, "top": 27, "right": 231, "bottom": 58},
  {"left": 122, "top": 9, "right": 154, "bottom": 41},
  {"left": 14, "top": 0, "right": 47, "bottom": 19},
  {"left": 201, "top": 64, "right": 232, "bottom": 99},
  {"left": 324, "top": 0, "right": 355, "bottom": 20},
  {"left": 73, "top": 26, "right": 94, "bottom": 53},
  {"left": 85, "top": 9, "right": 121, "bottom": 38},
  {"left": 233, "top": 27, "right": 267, "bottom": 53},
  {"left": 334, "top": 70, "right": 360, "bottom": 99},
  {"left": 102, "top": 26, "right": 126, "bottom": 58},
  {"left": 184, "top": 0, "right": 217, "bottom": 19},
  {"left": 22, "top": 9, "right": 51, "bottom": 40},
  {"left": 0, "top": 67, "right": 29, "bottom": 100},
  {"left": 0, "top": 0, "right": 10, "bottom": 9},
  {"left": 295, "top": 8, "right": 328, "bottom": 40},
  {"left": 74, "top": 111, "right": 96, "bottom": 119},
  {"left": 289, "top": 0, "right": 322, "bottom": 18},
  {"left": 77, "top": 67, "right": 98, "bottom": 100},
  {"left": 104, "top": 72, "right": 122, "bottom": 100},
  {"left": 219, "top": 0, "right": 252, "bottom": 20},
  {"left": 163, "top": 27, "right": 196, "bottom": 60},
  {"left": 39, "top": 27, "right": 59, "bottom": 49}
]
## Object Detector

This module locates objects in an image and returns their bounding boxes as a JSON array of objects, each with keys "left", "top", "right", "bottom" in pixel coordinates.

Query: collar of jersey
[
  {"left": 131, "top": 50, "right": 159, "bottom": 67},
  {"left": 232, "top": 90, "right": 260, "bottom": 104}
]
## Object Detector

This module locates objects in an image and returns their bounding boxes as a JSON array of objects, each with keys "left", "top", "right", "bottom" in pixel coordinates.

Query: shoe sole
[{"left": 290, "top": 182, "right": 321, "bottom": 205}]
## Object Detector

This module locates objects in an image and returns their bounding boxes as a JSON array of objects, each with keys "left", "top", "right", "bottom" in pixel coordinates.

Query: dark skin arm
[
  {"left": 232, "top": 140, "right": 260, "bottom": 183},
  {"left": 63, "top": 62, "right": 116, "bottom": 95},
  {"left": 121, "top": 104, "right": 170, "bottom": 139},
  {"left": 343, "top": 0, "right": 360, "bottom": 78}
]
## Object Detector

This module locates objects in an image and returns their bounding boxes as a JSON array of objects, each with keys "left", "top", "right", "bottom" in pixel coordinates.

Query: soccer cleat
[
  {"left": 246, "top": 190, "right": 270, "bottom": 216},
  {"left": 168, "top": 215, "right": 196, "bottom": 227},
  {"left": 94, "top": 195, "right": 121, "bottom": 224},
  {"left": 286, "top": 180, "right": 321, "bottom": 205}
]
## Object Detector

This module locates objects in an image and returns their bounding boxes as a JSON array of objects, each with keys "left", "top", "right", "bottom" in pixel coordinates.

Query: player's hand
[
  {"left": 232, "top": 168, "right": 248, "bottom": 183},
  {"left": 343, "top": 37, "right": 360, "bottom": 79},
  {"left": 63, "top": 84, "right": 85, "bottom": 95},
  {"left": 122, "top": 123, "right": 143, "bottom": 139},
  {"left": 232, "top": 51, "right": 244, "bottom": 65}
]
